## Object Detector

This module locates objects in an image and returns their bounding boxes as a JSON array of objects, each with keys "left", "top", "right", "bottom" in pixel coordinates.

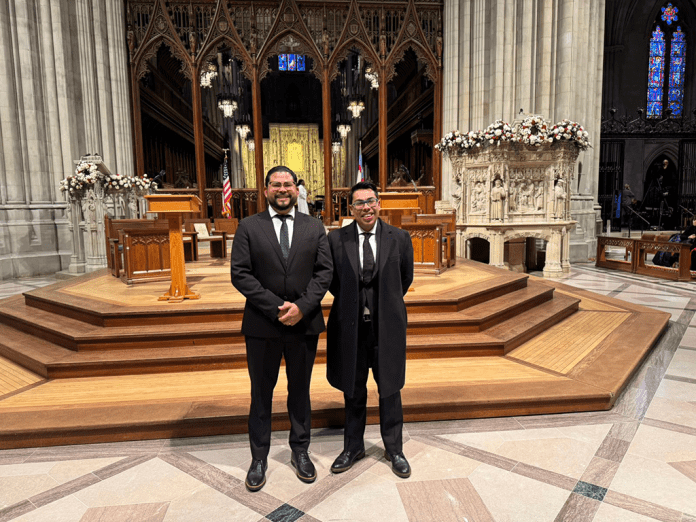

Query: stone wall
[{"left": 0, "top": 0, "right": 133, "bottom": 279}]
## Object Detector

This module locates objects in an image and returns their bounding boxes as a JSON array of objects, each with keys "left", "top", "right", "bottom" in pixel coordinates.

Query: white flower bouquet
[
  {"left": 550, "top": 119, "right": 592, "bottom": 150},
  {"left": 512, "top": 115, "right": 552, "bottom": 146},
  {"left": 59, "top": 162, "right": 103, "bottom": 195},
  {"left": 483, "top": 120, "right": 513, "bottom": 145},
  {"left": 435, "top": 129, "right": 484, "bottom": 156}
]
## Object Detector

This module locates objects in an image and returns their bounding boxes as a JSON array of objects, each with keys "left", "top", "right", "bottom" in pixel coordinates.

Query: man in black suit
[
  {"left": 326, "top": 181, "right": 414, "bottom": 478},
  {"left": 230, "top": 166, "right": 332, "bottom": 492}
]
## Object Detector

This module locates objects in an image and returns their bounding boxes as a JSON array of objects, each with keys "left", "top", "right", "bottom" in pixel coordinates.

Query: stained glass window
[
  {"left": 647, "top": 26, "right": 666, "bottom": 117},
  {"left": 668, "top": 27, "right": 686, "bottom": 116},
  {"left": 661, "top": 3, "right": 678, "bottom": 25},
  {"left": 278, "top": 54, "right": 306, "bottom": 72}
]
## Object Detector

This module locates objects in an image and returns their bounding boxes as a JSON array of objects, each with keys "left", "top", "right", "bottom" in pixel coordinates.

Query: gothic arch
[
  {"left": 646, "top": 144, "right": 679, "bottom": 167},
  {"left": 134, "top": 36, "right": 192, "bottom": 81},
  {"left": 386, "top": 41, "right": 438, "bottom": 85},
  {"left": 329, "top": 39, "right": 380, "bottom": 84},
  {"left": 257, "top": 29, "right": 323, "bottom": 82}
]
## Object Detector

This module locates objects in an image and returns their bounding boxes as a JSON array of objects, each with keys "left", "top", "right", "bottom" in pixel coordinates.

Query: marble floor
[{"left": 0, "top": 263, "right": 695, "bottom": 522}]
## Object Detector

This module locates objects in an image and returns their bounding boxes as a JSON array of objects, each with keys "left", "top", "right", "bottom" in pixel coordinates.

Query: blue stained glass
[
  {"left": 661, "top": 3, "right": 678, "bottom": 25},
  {"left": 288, "top": 54, "right": 296, "bottom": 71},
  {"left": 668, "top": 28, "right": 686, "bottom": 116},
  {"left": 297, "top": 55, "right": 305, "bottom": 71},
  {"left": 647, "top": 26, "right": 666, "bottom": 117},
  {"left": 279, "top": 54, "right": 287, "bottom": 71}
]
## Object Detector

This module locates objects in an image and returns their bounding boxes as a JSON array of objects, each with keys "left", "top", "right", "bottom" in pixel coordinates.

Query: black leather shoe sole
[
  {"left": 331, "top": 450, "right": 366, "bottom": 473},
  {"left": 245, "top": 475, "right": 266, "bottom": 492},
  {"left": 384, "top": 451, "right": 411, "bottom": 478},
  {"left": 291, "top": 456, "right": 317, "bottom": 483}
]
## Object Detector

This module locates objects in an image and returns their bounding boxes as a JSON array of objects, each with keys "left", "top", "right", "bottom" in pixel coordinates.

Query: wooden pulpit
[{"left": 145, "top": 195, "right": 202, "bottom": 303}]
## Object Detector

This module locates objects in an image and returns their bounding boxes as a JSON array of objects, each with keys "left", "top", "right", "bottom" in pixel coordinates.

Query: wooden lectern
[{"left": 145, "top": 195, "right": 202, "bottom": 303}]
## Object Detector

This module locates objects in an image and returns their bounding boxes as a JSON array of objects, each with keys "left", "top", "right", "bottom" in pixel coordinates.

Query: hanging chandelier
[
  {"left": 236, "top": 124, "right": 251, "bottom": 140},
  {"left": 200, "top": 62, "right": 218, "bottom": 88},
  {"left": 246, "top": 136, "right": 255, "bottom": 151},
  {"left": 217, "top": 93, "right": 237, "bottom": 118},
  {"left": 347, "top": 98, "right": 365, "bottom": 119},
  {"left": 331, "top": 140, "right": 342, "bottom": 154},
  {"left": 337, "top": 123, "right": 352, "bottom": 139}
]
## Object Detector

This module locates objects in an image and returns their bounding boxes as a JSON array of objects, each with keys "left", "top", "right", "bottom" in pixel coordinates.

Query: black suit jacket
[
  {"left": 326, "top": 219, "right": 414, "bottom": 398},
  {"left": 230, "top": 210, "right": 332, "bottom": 338}
]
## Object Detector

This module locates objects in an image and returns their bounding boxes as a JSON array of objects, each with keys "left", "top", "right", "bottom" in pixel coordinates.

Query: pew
[
  {"left": 213, "top": 218, "right": 238, "bottom": 239},
  {"left": 414, "top": 213, "right": 457, "bottom": 267},
  {"left": 105, "top": 216, "right": 170, "bottom": 277},
  {"left": 184, "top": 219, "right": 227, "bottom": 258},
  {"left": 118, "top": 228, "right": 172, "bottom": 285}
]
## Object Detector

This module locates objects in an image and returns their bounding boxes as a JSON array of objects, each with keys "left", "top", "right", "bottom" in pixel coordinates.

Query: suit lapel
[
  {"left": 376, "top": 219, "right": 393, "bottom": 275},
  {"left": 259, "top": 210, "right": 286, "bottom": 266},
  {"left": 343, "top": 221, "right": 359, "bottom": 278},
  {"left": 286, "top": 211, "right": 304, "bottom": 267}
]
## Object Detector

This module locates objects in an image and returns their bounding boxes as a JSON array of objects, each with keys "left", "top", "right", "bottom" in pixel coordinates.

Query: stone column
[
  {"left": 543, "top": 229, "right": 563, "bottom": 277},
  {"left": 489, "top": 230, "right": 506, "bottom": 269},
  {"left": 76, "top": 0, "right": 103, "bottom": 154}
]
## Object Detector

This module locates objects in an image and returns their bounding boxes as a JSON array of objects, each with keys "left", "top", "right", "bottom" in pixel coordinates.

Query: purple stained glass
[
  {"left": 279, "top": 54, "right": 287, "bottom": 71},
  {"left": 297, "top": 55, "right": 305, "bottom": 71},
  {"left": 647, "top": 26, "right": 666, "bottom": 117},
  {"left": 288, "top": 54, "right": 296, "bottom": 71},
  {"left": 668, "top": 28, "right": 686, "bottom": 116},
  {"left": 661, "top": 3, "right": 678, "bottom": 25}
]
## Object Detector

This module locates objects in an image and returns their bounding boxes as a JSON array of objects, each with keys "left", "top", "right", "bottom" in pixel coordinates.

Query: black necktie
[
  {"left": 362, "top": 232, "right": 374, "bottom": 284},
  {"left": 277, "top": 215, "right": 289, "bottom": 260}
]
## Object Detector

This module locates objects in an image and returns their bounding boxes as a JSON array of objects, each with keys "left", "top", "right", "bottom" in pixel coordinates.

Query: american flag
[
  {"left": 222, "top": 151, "right": 232, "bottom": 217},
  {"left": 356, "top": 141, "right": 364, "bottom": 184}
]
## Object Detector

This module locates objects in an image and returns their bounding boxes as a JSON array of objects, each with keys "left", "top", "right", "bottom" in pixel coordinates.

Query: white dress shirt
[{"left": 268, "top": 206, "right": 295, "bottom": 249}]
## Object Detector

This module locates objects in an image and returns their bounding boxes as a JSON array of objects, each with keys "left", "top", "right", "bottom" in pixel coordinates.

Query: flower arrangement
[
  {"left": 103, "top": 173, "right": 155, "bottom": 192},
  {"left": 511, "top": 115, "right": 551, "bottom": 146},
  {"left": 437, "top": 116, "right": 592, "bottom": 155},
  {"left": 483, "top": 120, "right": 513, "bottom": 145},
  {"left": 59, "top": 162, "right": 103, "bottom": 195},
  {"left": 550, "top": 119, "right": 591, "bottom": 150},
  {"left": 435, "top": 129, "right": 485, "bottom": 156}
]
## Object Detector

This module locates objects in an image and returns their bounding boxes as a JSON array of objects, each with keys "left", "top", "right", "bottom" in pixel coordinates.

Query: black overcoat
[
  {"left": 326, "top": 219, "right": 414, "bottom": 398},
  {"left": 230, "top": 209, "right": 332, "bottom": 338}
]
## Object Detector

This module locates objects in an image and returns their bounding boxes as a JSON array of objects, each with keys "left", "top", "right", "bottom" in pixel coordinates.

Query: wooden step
[
  {"left": 0, "top": 297, "right": 246, "bottom": 351},
  {"left": 405, "top": 282, "right": 554, "bottom": 334}
]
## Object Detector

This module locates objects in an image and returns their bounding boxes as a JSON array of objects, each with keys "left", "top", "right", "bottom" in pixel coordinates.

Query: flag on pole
[
  {"left": 222, "top": 150, "right": 232, "bottom": 218},
  {"left": 357, "top": 141, "right": 363, "bottom": 184}
]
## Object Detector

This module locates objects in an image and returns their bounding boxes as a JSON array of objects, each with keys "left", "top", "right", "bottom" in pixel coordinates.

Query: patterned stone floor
[{"left": 0, "top": 263, "right": 695, "bottom": 522}]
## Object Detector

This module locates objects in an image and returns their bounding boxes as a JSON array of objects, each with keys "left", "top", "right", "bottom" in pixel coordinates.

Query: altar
[{"left": 437, "top": 116, "right": 590, "bottom": 278}]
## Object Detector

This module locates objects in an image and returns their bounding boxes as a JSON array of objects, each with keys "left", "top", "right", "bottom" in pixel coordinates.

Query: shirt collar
[
  {"left": 269, "top": 206, "right": 296, "bottom": 220},
  {"left": 357, "top": 219, "right": 379, "bottom": 236}
]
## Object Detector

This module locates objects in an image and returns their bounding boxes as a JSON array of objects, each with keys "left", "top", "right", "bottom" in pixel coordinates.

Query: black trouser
[
  {"left": 245, "top": 335, "right": 318, "bottom": 460},
  {"left": 343, "top": 319, "right": 403, "bottom": 455}
]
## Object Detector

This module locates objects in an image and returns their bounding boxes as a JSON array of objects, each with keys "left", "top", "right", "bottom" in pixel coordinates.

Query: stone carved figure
[
  {"left": 554, "top": 178, "right": 566, "bottom": 219},
  {"left": 508, "top": 181, "right": 517, "bottom": 211},
  {"left": 471, "top": 181, "right": 485, "bottom": 212},
  {"left": 490, "top": 178, "right": 506, "bottom": 221},
  {"left": 322, "top": 29, "right": 330, "bottom": 57},
  {"left": 535, "top": 182, "right": 544, "bottom": 210}
]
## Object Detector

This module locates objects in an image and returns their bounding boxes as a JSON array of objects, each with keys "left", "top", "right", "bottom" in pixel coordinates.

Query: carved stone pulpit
[{"left": 145, "top": 195, "right": 202, "bottom": 303}]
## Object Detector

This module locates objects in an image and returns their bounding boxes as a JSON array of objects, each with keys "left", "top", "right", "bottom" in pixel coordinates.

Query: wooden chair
[
  {"left": 415, "top": 213, "right": 457, "bottom": 267},
  {"left": 184, "top": 219, "right": 227, "bottom": 258},
  {"left": 213, "top": 218, "right": 238, "bottom": 239}
]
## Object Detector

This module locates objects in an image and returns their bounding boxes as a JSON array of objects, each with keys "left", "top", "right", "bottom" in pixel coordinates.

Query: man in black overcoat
[
  {"left": 326, "top": 181, "right": 414, "bottom": 478},
  {"left": 231, "top": 166, "right": 332, "bottom": 491}
]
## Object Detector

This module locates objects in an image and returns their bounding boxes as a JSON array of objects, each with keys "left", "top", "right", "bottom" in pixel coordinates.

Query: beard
[{"left": 268, "top": 192, "right": 298, "bottom": 212}]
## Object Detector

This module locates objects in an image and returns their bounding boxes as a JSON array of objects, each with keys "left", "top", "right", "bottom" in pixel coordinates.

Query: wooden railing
[{"left": 596, "top": 235, "right": 694, "bottom": 281}]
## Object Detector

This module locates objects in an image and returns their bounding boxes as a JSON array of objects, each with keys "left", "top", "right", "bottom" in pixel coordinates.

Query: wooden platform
[{"left": 0, "top": 258, "right": 669, "bottom": 449}]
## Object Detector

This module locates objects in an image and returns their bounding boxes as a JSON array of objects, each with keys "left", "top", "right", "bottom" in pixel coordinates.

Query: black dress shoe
[
  {"left": 291, "top": 450, "right": 317, "bottom": 483},
  {"left": 384, "top": 451, "right": 411, "bottom": 478},
  {"left": 330, "top": 448, "right": 366, "bottom": 473},
  {"left": 245, "top": 459, "right": 267, "bottom": 491}
]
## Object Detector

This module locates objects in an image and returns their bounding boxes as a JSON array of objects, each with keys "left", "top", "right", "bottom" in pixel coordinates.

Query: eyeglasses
[
  {"left": 352, "top": 198, "right": 379, "bottom": 209},
  {"left": 268, "top": 182, "right": 296, "bottom": 190}
]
